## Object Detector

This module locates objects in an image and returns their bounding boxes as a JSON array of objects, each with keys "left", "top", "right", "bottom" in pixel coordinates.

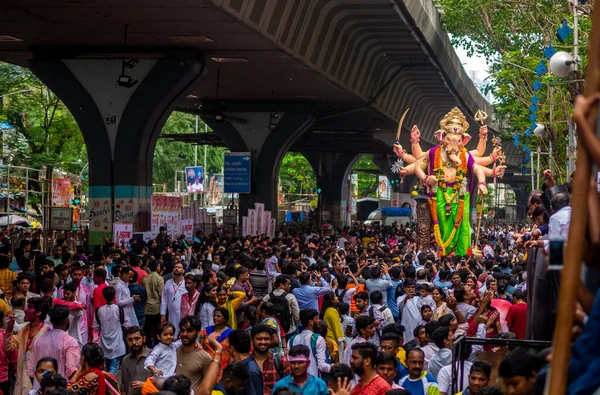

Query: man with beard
[
  {"left": 161, "top": 262, "right": 187, "bottom": 337},
  {"left": 249, "top": 324, "right": 289, "bottom": 395},
  {"left": 175, "top": 316, "right": 211, "bottom": 394},
  {"left": 120, "top": 326, "right": 150, "bottom": 395},
  {"left": 272, "top": 344, "right": 328, "bottom": 395},
  {"left": 399, "top": 348, "right": 440, "bottom": 395},
  {"left": 349, "top": 342, "right": 390, "bottom": 395},
  {"left": 180, "top": 273, "right": 200, "bottom": 319}
]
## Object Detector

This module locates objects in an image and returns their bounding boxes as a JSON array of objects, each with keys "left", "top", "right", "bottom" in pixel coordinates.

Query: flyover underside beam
[
  {"left": 207, "top": 112, "right": 315, "bottom": 225},
  {"left": 29, "top": 54, "right": 205, "bottom": 244}
]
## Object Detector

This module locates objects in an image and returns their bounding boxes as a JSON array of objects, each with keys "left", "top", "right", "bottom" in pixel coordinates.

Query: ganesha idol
[{"left": 393, "top": 107, "right": 506, "bottom": 256}]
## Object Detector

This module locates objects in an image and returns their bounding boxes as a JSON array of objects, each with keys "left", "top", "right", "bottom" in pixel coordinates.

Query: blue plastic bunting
[
  {"left": 525, "top": 129, "right": 531, "bottom": 137},
  {"left": 529, "top": 113, "right": 538, "bottom": 122},
  {"left": 556, "top": 19, "right": 573, "bottom": 42},
  {"left": 530, "top": 104, "right": 538, "bottom": 113},
  {"left": 531, "top": 94, "right": 540, "bottom": 105},
  {"left": 533, "top": 80, "right": 542, "bottom": 91},
  {"left": 543, "top": 45, "right": 557, "bottom": 59},
  {"left": 536, "top": 61, "right": 548, "bottom": 76},
  {"left": 522, "top": 145, "right": 529, "bottom": 152}
]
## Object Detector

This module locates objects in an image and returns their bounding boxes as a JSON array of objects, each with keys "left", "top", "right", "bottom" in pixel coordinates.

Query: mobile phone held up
[{"left": 548, "top": 238, "right": 565, "bottom": 271}]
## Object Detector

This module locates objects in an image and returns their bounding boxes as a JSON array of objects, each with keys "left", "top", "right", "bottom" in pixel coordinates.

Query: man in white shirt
[
  {"left": 396, "top": 279, "right": 423, "bottom": 343},
  {"left": 114, "top": 266, "right": 140, "bottom": 327},
  {"left": 548, "top": 192, "right": 571, "bottom": 240},
  {"left": 161, "top": 262, "right": 187, "bottom": 337},
  {"left": 287, "top": 309, "right": 331, "bottom": 378}
]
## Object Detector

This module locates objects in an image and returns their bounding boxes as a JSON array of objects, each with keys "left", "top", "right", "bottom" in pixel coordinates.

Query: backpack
[
  {"left": 269, "top": 291, "right": 292, "bottom": 333},
  {"left": 95, "top": 305, "right": 126, "bottom": 344},
  {"left": 367, "top": 306, "right": 385, "bottom": 339},
  {"left": 95, "top": 305, "right": 125, "bottom": 327},
  {"left": 289, "top": 333, "right": 333, "bottom": 382},
  {"left": 336, "top": 288, "right": 348, "bottom": 302},
  {"left": 273, "top": 352, "right": 286, "bottom": 379}
]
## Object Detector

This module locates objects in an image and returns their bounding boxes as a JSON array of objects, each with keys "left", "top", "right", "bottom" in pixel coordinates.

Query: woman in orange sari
[{"left": 198, "top": 307, "right": 232, "bottom": 380}]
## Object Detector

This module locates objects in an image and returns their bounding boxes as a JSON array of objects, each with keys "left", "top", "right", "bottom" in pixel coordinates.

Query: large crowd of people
[{"left": 0, "top": 177, "right": 590, "bottom": 395}]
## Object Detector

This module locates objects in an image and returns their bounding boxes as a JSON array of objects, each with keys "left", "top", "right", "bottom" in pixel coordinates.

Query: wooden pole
[{"left": 548, "top": 4, "right": 600, "bottom": 393}]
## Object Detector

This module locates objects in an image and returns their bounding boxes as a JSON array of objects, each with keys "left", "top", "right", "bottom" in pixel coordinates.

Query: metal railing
[{"left": 451, "top": 335, "right": 552, "bottom": 394}]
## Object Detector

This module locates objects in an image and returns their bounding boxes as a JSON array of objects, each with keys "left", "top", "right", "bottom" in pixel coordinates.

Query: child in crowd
[
  {"left": 144, "top": 322, "right": 182, "bottom": 378},
  {"left": 418, "top": 284, "right": 436, "bottom": 311},
  {"left": 419, "top": 305, "right": 433, "bottom": 326}
]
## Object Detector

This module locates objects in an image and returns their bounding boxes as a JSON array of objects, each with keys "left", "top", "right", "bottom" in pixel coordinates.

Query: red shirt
[
  {"left": 132, "top": 266, "right": 148, "bottom": 285},
  {"left": 350, "top": 375, "right": 391, "bottom": 395},
  {"left": 93, "top": 283, "right": 108, "bottom": 312},
  {"left": 506, "top": 302, "right": 528, "bottom": 339}
]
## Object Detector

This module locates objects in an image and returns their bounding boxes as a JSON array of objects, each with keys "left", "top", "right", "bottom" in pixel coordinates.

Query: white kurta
[
  {"left": 93, "top": 304, "right": 131, "bottom": 359},
  {"left": 161, "top": 278, "right": 187, "bottom": 337},
  {"left": 115, "top": 279, "right": 139, "bottom": 327},
  {"left": 397, "top": 295, "right": 423, "bottom": 343}
]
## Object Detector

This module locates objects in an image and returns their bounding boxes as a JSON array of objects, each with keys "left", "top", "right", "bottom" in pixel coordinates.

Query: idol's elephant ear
[
  {"left": 434, "top": 130, "right": 444, "bottom": 142},
  {"left": 462, "top": 133, "right": 472, "bottom": 147}
]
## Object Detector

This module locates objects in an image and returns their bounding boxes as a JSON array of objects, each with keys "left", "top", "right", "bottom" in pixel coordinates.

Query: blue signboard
[{"left": 224, "top": 152, "right": 251, "bottom": 193}]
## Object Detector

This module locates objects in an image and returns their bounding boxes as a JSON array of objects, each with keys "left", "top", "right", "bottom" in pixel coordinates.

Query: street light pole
[{"left": 568, "top": 0, "right": 579, "bottom": 176}]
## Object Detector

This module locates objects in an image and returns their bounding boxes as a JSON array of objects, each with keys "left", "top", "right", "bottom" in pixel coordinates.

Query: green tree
[
  {"left": 437, "top": 0, "right": 592, "bottom": 183},
  {"left": 0, "top": 62, "right": 87, "bottom": 212},
  {"left": 153, "top": 112, "right": 226, "bottom": 191},
  {"left": 278, "top": 153, "right": 317, "bottom": 206},
  {"left": 352, "top": 155, "right": 381, "bottom": 198}
]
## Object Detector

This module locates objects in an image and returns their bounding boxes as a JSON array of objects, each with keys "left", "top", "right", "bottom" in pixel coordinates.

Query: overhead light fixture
[
  {"left": 0, "top": 35, "right": 22, "bottom": 42},
  {"left": 187, "top": 94, "right": 199, "bottom": 99},
  {"left": 168, "top": 35, "right": 214, "bottom": 43},
  {"left": 117, "top": 75, "right": 138, "bottom": 88},
  {"left": 210, "top": 57, "right": 250, "bottom": 63},
  {"left": 117, "top": 25, "right": 138, "bottom": 88}
]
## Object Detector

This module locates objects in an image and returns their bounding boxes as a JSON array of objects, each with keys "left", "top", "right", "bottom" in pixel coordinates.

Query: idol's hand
[
  {"left": 478, "top": 183, "right": 488, "bottom": 195},
  {"left": 479, "top": 125, "right": 488, "bottom": 137},
  {"left": 496, "top": 166, "right": 506, "bottom": 177},
  {"left": 425, "top": 176, "right": 437, "bottom": 186},
  {"left": 411, "top": 125, "right": 421, "bottom": 141},
  {"left": 399, "top": 168, "right": 408, "bottom": 177},
  {"left": 393, "top": 143, "right": 405, "bottom": 156},
  {"left": 492, "top": 145, "right": 502, "bottom": 158}
]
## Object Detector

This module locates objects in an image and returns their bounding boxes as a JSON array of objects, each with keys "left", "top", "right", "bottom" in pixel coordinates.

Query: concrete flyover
[{"left": 0, "top": 0, "right": 522, "bottom": 236}]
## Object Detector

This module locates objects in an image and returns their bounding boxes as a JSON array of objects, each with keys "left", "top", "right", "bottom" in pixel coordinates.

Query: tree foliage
[
  {"left": 0, "top": 62, "right": 87, "bottom": 172},
  {"left": 153, "top": 112, "right": 226, "bottom": 192},
  {"left": 278, "top": 153, "right": 317, "bottom": 206},
  {"left": 352, "top": 155, "right": 380, "bottom": 198},
  {"left": 437, "top": 0, "right": 592, "bottom": 182}
]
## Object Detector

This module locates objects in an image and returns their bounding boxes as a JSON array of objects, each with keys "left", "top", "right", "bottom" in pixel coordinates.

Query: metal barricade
[{"left": 451, "top": 335, "right": 552, "bottom": 394}]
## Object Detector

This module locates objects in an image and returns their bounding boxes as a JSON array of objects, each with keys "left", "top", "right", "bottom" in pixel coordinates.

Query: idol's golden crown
[{"left": 440, "top": 107, "right": 469, "bottom": 135}]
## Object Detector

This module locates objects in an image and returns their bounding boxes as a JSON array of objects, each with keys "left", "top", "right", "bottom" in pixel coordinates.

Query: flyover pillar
[
  {"left": 208, "top": 113, "right": 314, "bottom": 226},
  {"left": 304, "top": 152, "right": 359, "bottom": 229},
  {"left": 29, "top": 54, "right": 205, "bottom": 244}
]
